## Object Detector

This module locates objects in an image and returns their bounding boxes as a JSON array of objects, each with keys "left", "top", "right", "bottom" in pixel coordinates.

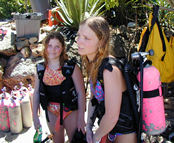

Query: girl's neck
[{"left": 48, "top": 60, "right": 61, "bottom": 70}]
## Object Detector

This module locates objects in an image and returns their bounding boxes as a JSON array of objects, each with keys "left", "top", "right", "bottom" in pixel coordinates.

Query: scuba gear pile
[
  {"left": 0, "top": 87, "right": 10, "bottom": 132},
  {"left": 8, "top": 92, "right": 23, "bottom": 134},
  {"left": 28, "top": 84, "right": 34, "bottom": 109},
  {"left": 20, "top": 90, "right": 33, "bottom": 128},
  {"left": 17, "top": 82, "right": 33, "bottom": 128},
  {"left": 0, "top": 85, "right": 33, "bottom": 133},
  {"left": 36, "top": 59, "right": 78, "bottom": 125}
]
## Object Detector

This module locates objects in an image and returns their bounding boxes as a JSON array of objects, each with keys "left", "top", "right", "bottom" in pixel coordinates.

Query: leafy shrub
[
  {"left": 52, "top": 0, "right": 105, "bottom": 42},
  {"left": 0, "top": 0, "right": 31, "bottom": 20}
]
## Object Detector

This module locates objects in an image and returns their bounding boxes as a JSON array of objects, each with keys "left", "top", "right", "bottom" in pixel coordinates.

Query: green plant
[
  {"left": 147, "top": 0, "right": 174, "bottom": 30},
  {"left": 103, "top": 0, "right": 119, "bottom": 10},
  {"left": 0, "top": 0, "right": 31, "bottom": 20},
  {"left": 53, "top": 0, "right": 105, "bottom": 30},
  {"left": 17, "top": 0, "right": 31, "bottom": 12},
  {"left": 105, "top": 0, "right": 147, "bottom": 27},
  {"left": 52, "top": 0, "right": 105, "bottom": 42}
]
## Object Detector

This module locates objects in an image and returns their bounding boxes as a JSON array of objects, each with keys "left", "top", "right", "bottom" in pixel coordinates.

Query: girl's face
[
  {"left": 77, "top": 23, "right": 100, "bottom": 61},
  {"left": 46, "top": 38, "right": 63, "bottom": 60}
]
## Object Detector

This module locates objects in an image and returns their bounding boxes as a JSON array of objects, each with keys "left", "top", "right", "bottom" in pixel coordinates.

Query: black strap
[
  {"left": 45, "top": 109, "right": 50, "bottom": 122},
  {"left": 149, "top": 5, "right": 159, "bottom": 33},
  {"left": 60, "top": 59, "right": 76, "bottom": 125},
  {"left": 143, "top": 89, "right": 159, "bottom": 98},
  {"left": 60, "top": 102, "right": 63, "bottom": 125},
  {"left": 139, "top": 5, "right": 166, "bottom": 60}
]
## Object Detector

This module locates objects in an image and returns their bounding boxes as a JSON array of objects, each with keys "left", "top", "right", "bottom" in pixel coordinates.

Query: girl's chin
[{"left": 78, "top": 49, "right": 85, "bottom": 56}]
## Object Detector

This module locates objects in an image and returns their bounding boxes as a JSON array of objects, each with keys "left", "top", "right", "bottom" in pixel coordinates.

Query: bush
[{"left": 0, "top": 0, "right": 31, "bottom": 20}]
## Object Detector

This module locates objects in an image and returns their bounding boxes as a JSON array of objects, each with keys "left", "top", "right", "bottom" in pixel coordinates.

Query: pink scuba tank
[
  {"left": 0, "top": 87, "right": 10, "bottom": 132},
  {"left": 137, "top": 65, "right": 166, "bottom": 135},
  {"left": 20, "top": 85, "right": 33, "bottom": 128},
  {"left": 8, "top": 93, "right": 23, "bottom": 134}
]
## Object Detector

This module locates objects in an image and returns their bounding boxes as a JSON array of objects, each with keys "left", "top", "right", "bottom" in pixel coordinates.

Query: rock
[
  {"left": 16, "top": 37, "right": 27, "bottom": 41},
  {"left": 30, "top": 43, "right": 38, "bottom": 50},
  {"left": 15, "top": 39, "right": 29, "bottom": 50},
  {"left": 38, "top": 32, "right": 47, "bottom": 43},
  {"left": 0, "top": 58, "right": 7, "bottom": 81},
  {"left": 0, "top": 30, "right": 17, "bottom": 56},
  {"left": 20, "top": 47, "right": 31, "bottom": 58},
  {"left": 110, "top": 33, "right": 126, "bottom": 58},
  {"left": 40, "top": 26, "right": 54, "bottom": 33},
  {"left": 127, "top": 22, "right": 137, "bottom": 28},
  {"left": 0, "top": 57, "right": 7, "bottom": 68},
  {"left": 11, "top": 23, "right": 16, "bottom": 30},
  {"left": 31, "top": 44, "right": 44, "bottom": 57},
  {"left": 29, "top": 37, "right": 38, "bottom": 44},
  {"left": 3, "top": 57, "right": 36, "bottom": 89}
]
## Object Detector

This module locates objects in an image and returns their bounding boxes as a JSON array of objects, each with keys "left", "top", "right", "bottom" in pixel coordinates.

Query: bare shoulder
[
  {"left": 72, "top": 64, "right": 83, "bottom": 79},
  {"left": 103, "top": 65, "right": 122, "bottom": 79}
]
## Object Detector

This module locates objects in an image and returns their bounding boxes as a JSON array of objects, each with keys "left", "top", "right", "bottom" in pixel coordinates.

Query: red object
[
  {"left": 48, "top": 9, "right": 63, "bottom": 26},
  {"left": 0, "top": 29, "right": 7, "bottom": 41}
]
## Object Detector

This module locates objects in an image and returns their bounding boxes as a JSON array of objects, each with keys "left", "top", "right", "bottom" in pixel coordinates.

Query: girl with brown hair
[{"left": 33, "top": 32, "right": 86, "bottom": 143}]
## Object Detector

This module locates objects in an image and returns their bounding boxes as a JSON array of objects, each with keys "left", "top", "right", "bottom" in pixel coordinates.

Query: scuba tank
[
  {"left": 13, "top": 85, "right": 21, "bottom": 98},
  {"left": 8, "top": 92, "right": 23, "bottom": 134},
  {"left": 19, "top": 83, "right": 33, "bottom": 128},
  {"left": 137, "top": 63, "right": 166, "bottom": 135},
  {"left": 0, "top": 87, "right": 10, "bottom": 132},
  {"left": 28, "top": 84, "right": 34, "bottom": 110}
]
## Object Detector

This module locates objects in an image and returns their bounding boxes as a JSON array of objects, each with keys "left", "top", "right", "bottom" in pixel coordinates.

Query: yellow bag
[{"left": 138, "top": 6, "right": 174, "bottom": 83}]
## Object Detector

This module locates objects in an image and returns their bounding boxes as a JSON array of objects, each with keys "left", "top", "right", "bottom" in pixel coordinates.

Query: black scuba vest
[
  {"left": 36, "top": 59, "right": 78, "bottom": 124},
  {"left": 90, "top": 57, "right": 136, "bottom": 134}
]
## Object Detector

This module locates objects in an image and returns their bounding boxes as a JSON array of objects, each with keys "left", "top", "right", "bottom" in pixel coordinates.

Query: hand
[
  {"left": 33, "top": 114, "right": 41, "bottom": 130},
  {"left": 77, "top": 116, "right": 86, "bottom": 134},
  {"left": 93, "top": 134, "right": 101, "bottom": 143},
  {"left": 86, "top": 128, "right": 93, "bottom": 143}
]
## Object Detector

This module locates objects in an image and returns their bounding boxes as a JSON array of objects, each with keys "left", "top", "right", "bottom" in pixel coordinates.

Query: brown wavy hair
[
  {"left": 43, "top": 32, "right": 68, "bottom": 67},
  {"left": 80, "top": 16, "right": 110, "bottom": 87}
]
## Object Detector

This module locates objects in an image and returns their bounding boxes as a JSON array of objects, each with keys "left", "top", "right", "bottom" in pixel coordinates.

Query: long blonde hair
[
  {"left": 43, "top": 32, "right": 68, "bottom": 67},
  {"left": 80, "top": 16, "right": 110, "bottom": 87}
]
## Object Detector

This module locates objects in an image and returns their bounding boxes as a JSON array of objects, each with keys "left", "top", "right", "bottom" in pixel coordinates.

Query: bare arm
[
  {"left": 32, "top": 71, "right": 41, "bottom": 129},
  {"left": 86, "top": 93, "right": 96, "bottom": 143},
  {"left": 93, "top": 66, "right": 124, "bottom": 141},
  {"left": 86, "top": 95, "right": 96, "bottom": 130},
  {"left": 72, "top": 64, "right": 86, "bottom": 133}
]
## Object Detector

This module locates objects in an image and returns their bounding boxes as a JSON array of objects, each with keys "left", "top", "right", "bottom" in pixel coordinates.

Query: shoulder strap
[
  {"left": 98, "top": 57, "right": 124, "bottom": 78},
  {"left": 97, "top": 57, "right": 125, "bottom": 89},
  {"left": 36, "top": 62, "right": 45, "bottom": 80},
  {"left": 62, "top": 59, "right": 76, "bottom": 78}
]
